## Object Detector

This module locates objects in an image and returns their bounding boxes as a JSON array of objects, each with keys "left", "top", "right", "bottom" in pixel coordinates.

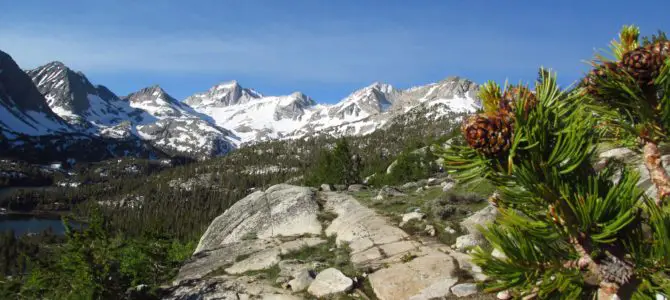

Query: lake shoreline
[
  {"left": 0, "top": 211, "right": 85, "bottom": 236},
  {"left": 1, "top": 209, "right": 71, "bottom": 219}
]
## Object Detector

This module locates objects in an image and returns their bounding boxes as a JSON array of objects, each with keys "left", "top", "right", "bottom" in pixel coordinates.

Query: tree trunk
[
  {"left": 570, "top": 236, "right": 636, "bottom": 299},
  {"left": 643, "top": 141, "right": 670, "bottom": 206}
]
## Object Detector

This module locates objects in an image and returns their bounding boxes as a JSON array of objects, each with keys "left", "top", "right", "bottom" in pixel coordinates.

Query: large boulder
[
  {"left": 368, "top": 252, "right": 459, "bottom": 300},
  {"left": 460, "top": 204, "right": 497, "bottom": 235},
  {"left": 171, "top": 184, "right": 324, "bottom": 288},
  {"left": 596, "top": 147, "right": 670, "bottom": 202},
  {"left": 195, "top": 184, "right": 322, "bottom": 253},
  {"left": 452, "top": 204, "right": 497, "bottom": 252}
]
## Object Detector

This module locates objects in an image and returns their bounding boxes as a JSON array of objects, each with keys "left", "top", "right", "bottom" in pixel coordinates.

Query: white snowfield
[{"left": 0, "top": 103, "right": 70, "bottom": 136}]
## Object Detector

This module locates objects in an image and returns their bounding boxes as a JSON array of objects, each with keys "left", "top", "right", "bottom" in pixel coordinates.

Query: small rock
[
  {"left": 416, "top": 187, "right": 425, "bottom": 193},
  {"left": 334, "top": 184, "right": 347, "bottom": 191},
  {"left": 405, "top": 206, "right": 421, "bottom": 213},
  {"left": 442, "top": 182, "right": 455, "bottom": 192},
  {"left": 424, "top": 225, "right": 436, "bottom": 236},
  {"left": 454, "top": 234, "right": 486, "bottom": 252},
  {"left": 320, "top": 184, "right": 333, "bottom": 191},
  {"left": 347, "top": 184, "right": 367, "bottom": 192},
  {"left": 497, "top": 290, "right": 512, "bottom": 300},
  {"left": 307, "top": 268, "right": 353, "bottom": 298},
  {"left": 444, "top": 226, "right": 457, "bottom": 234},
  {"left": 449, "top": 251, "right": 488, "bottom": 282},
  {"left": 276, "top": 276, "right": 291, "bottom": 285},
  {"left": 400, "top": 212, "right": 425, "bottom": 227},
  {"left": 408, "top": 278, "right": 458, "bottom": 300},
  {"left": 450, "top": 283, "right": 479, "bottom": 297},
  {"left": 288, "top": 269, "right": 315, "bottom": 292},
  {"left": 378, "top": 186, "right": 406, "bottom": 198},
  {"left": 401, "top": 182, "right": 419, "bottom": 189},
  {"left": 363, "top": 174, "right": 376, "bottom": 185},
  {"left": 426, "top": 178, "right": 439, "bottom": 186}
]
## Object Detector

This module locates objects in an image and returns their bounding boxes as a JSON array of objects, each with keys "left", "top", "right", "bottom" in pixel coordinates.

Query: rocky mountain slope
[
  {"left": 0, "top": 51, "right": 71, "bottom": 136},
  {"left": 26, "top": 61, "right": 236, "bottom": 159},
  {"left": 187, "top": 77, "right": 479, "bottom": 145},
  {"left": 1, "top": 47, "right": 478, "bottom": 162}
]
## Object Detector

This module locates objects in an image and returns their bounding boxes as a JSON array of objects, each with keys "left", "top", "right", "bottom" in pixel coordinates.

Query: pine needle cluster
[{"left": 441, "top": 26, "right": 670, "bottom": 299}]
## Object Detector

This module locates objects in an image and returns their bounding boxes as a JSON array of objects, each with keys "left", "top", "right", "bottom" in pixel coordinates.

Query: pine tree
[{"left": 441, "top": 26, "right": 670, "bottom": 299}]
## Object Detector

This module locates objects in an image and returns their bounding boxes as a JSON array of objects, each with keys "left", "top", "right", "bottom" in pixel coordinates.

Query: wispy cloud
[{"left": 0, "top": 23, "right": 589, "bottom": 85}]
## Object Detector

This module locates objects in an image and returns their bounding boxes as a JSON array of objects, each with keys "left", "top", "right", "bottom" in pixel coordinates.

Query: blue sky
[{"left": 1, "top": 0, "right": 669, "bottom": 103}]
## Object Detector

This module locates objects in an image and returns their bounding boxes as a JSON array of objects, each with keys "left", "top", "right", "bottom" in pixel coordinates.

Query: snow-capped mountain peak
[
  {"left": 184, "top": 80, "right": 263, "bottom": 109},
  {"left": 124, "top": 85, "right": 200, "bottom": 120},
  {"left": 26, "top": 61, "right": 132, "bottom": 130},
  {"left": 0, "top": 51, "right": 71, "bottom": 136},
  {"left": 215, "top": 80, "right": 240, "bottom": 90},
  {"left": 364, "top": 82, "right": 395, "bottom": 94}
]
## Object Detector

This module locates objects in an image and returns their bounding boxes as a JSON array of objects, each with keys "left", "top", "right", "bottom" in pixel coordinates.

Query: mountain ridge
[{"left": 1, "top": 48, "right": 479, "bottom": 161}]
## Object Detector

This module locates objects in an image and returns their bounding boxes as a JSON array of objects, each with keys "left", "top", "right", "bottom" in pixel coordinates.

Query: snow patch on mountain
[{"left": 186, "top": 77, "right": 479, "bottom": 145}]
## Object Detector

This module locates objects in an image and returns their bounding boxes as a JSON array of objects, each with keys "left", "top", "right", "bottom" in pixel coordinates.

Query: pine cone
[
  {"left": 500, "top": 85, "right": 537, "bottom": 116},
  {"left": 461, "top": 113, "right": 513, "bottom": 156},
  {"left": 644, "top": 40, "right": 670, "bottom": 58},
  {"left": 583, "top": 61, "right": 620, "bottom": 98},
  {"left": 621, "top": 47, "right": 662, "bottom": 85}
]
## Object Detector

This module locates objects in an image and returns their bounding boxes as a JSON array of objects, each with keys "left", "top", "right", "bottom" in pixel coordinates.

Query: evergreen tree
[
  {"left": 442, "top": 26, "right": 670, "bottom": 299},
  {"left": 305, "top": 138, "right": 361, "bottom": 186}
]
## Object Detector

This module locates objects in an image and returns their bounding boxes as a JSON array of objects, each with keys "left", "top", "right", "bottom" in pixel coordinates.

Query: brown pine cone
[
  {"left": 621, "top": 47, "right": 662, "bottom": 85},
  {"left": 644, "top": 40, "right": 670, "bottom": 58},
  {"left": 583, "top": 61, "right": 620, "bottom": 98},
  {"left": 499, "top": 85, "right": 537, "bottom": 116},
  {"left": 461, "top": 113, "right": 514, "bottom": 156}
]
